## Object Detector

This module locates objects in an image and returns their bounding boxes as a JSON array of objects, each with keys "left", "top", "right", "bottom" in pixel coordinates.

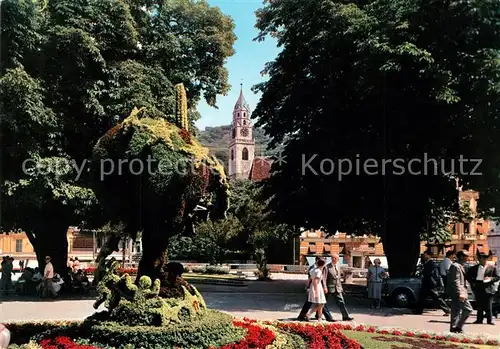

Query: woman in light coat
[{"left": 367, "top": 258, "right": 387, "bottom": 309}]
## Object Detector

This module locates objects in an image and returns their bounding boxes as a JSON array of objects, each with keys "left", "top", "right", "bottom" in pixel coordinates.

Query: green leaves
[{"left": 252, "top": 0, "right": 500, "bottom": 276}]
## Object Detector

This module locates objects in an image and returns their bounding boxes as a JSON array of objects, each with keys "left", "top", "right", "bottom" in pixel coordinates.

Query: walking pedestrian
[
  {"left": 297, "top": 257, "right": 335, "bottom": 321},
  {"left": 325, "top": 253, "right": 354, "bottom": 321},
  {"left": 304, "top": 259, "right": 327, "bottom": 321},
  {"left": 466, "top": 250, "right": 499, "bottom": 325},
  {"left": 440, "top": 250, "right": 455, "bottom": 289},
  {"left": 447, "top": 250, "right": 473, "bottom": 333},
  {"left": 413, "top": 250, "right": 450, "bottom": 315}
]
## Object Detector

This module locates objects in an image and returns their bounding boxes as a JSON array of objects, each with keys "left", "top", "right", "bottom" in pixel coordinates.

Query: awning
[
  {"left": 305, "top": 256, "right": 332, "bottom": 266},
  {"left": 368, "top": 256, "right": 388, "bottom": 269}
]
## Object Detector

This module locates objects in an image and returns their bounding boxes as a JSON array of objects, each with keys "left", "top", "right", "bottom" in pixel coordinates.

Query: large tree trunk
[
  {"left": 27, "top": 224, "right": 69, "bottom": 280},
  {"left": 383, "top": 219, "right": 422, "bottom": 278},
  {"left": 136, "top": 227, "right": 168, "bottom": 282}
]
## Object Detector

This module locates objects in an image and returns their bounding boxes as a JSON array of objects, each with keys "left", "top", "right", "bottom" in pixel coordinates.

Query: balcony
[{"left": 463, "top": 234, "right": 477, "bottom": 241}]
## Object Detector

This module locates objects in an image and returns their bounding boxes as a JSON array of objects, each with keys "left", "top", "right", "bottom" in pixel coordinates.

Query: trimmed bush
[
  {"left": 88, "top": 310, "right": 245, "bottom": 349},
  {"left": 204, "top": 266, "right": 229, "bottom": 275},
  {"left": 191, "top": 266, "right": 206, "bottom": 274}
]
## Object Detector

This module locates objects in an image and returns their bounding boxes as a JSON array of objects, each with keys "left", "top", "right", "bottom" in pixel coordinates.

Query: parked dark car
[{"left": 382, "top": 262, "right": 476, "bottom": 308}]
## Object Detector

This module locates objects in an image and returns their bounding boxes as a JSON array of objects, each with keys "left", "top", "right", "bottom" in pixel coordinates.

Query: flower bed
[
  {"left": 6, "top": 319, "right": 357, "bottom": 349},
  {"left": 7, "top": 319, "right": 500, "bottom": 349}
]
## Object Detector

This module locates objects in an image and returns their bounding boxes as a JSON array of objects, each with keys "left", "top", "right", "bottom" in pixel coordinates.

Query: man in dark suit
[
  {"left": 466, "top": 250, "right": 499, "bottom": 325},
  {"left": 414, "top": 250, "right": 450, "bottom": 315},
  {"left": 297, "top": 257, "right": 335, "bottom": 321},
  {"left": 447, "top": 250, "right": 473, "bottom": 333}
]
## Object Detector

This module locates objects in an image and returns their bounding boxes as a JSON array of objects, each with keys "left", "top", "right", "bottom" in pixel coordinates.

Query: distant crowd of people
[{"left": 0, "top": 255, "right": 90, "bottom": 298}]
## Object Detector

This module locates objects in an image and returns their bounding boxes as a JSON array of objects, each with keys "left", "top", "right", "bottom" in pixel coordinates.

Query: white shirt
[
  {"left": 476, "top": 265, "right": 486, "bottom": 281},
  {"left": 440, "top": 257, "right": 452, "bottom": 276},
  {"left": 44, "top": 262, "right": 54, "bottom": 279}
]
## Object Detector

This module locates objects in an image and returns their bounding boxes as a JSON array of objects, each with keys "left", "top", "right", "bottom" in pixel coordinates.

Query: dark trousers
[
  {"left": 475, "top": 288, "right": 494, "bottom": 323},
  {"left": 298, "top": 299, "right": 333, "bottom": 321},
  {"left": 441, "top": 276, "right": 447, "bottom": 291},
  {"left": 415, "top": 287, "right": 450, "bottom": 314},
  {"left": 450, "top": 297, "right": 473, "bottom": 331},
  {"left": 330, "top": 291, "right": 350, "bottom": 319}
]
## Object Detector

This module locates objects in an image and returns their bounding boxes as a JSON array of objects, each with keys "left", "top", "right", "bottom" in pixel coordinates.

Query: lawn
[{"left": 343, "top": 331, "right": 496, "bottom": 349}]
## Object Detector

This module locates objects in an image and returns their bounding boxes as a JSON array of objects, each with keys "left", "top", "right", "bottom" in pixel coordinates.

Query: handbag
[{"left": 486, "top": 280, "right": 499, "bottom": 295}]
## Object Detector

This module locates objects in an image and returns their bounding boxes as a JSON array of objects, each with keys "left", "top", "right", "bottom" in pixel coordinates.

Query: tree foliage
[
  {"left": 0, "top": 0, "right": 236, "bottom": 273},
  {"left": 252, "top": 0, "right": 500, "bottom": 277}
]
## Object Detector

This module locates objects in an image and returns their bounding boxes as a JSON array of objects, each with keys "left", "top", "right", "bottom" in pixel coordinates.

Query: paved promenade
[{"left": 1, "top": 292, "right": 499, "bottom": 337}]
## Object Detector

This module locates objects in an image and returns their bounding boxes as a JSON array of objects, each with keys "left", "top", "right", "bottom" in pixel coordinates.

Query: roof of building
[
  {"left": 249, "top": 157, "right": 272, "bottom": 181},
  {"left": 234, "top": 85, "right": 250, "bottom": 112}
]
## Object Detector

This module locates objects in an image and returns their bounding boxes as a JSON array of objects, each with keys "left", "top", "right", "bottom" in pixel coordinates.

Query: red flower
[
  {"left": 367, "top": 327, "right": 376, "bottom": 333},
  {"left": 448, "top": 337, "right": 459, "bottom": 342},
  {"left": 418, "top": 333, "right": 431, "bottom": 339},
  {"left": 404, "top": 331, "right": 415, "bottom": 337},
  {"left": 217, "top": 320, "right": 275, "bottom": 349},
  {"left": 473, "top": 339, "right": 485, "bottom": 345},
  {"left": 40, "top": 336, "right": 100, "bottom": 349},
  {"left": 487, "top": 340, "right": 500, "bottom": 346},
  {"left": 275, "top": 322, "right": 361, "bottom": 349},
  {"left": 392, "top": 330, "right": 402, "bottom": 336}
]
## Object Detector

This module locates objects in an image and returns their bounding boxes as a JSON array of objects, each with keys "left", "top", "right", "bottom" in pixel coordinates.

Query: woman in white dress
[
  {"left": 306, "top": 259, "right": 327, "bottom": 320},
  {"left": 367, "top": 258, "right": 387, "bottom": 309}
]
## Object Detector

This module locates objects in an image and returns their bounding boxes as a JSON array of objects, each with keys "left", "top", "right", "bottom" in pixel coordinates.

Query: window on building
[
  {"left": 15, "top": 239, "right": 23, "bottom": 253},
  {"left": 339, "top": 243, "right": 346, "bottom": 254},
  {"left": 134, "top": 241, "right": 142, "bottom": 253},
  {"left": 242, "top": 147, "right": 249, "bottom": 160},
  {"left": 368, "top": 243, "right": 375, "bottom": 248},
  {"left": 464, "top": 223, "right": 470, "bottom": 234},
  {"left": 231, "top": 149, "right": 234, "bottom": 160},
  {"left": 243, "top": 120, "right": 246, "bottom": 125},
  {"left": 232, "top": 128, "right": 236, "bottom": 139}
]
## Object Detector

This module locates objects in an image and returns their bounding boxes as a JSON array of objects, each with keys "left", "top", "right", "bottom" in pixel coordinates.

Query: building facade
[
  {"left": 228, "top": 86, "right": 256, "bottom": 180},
  {"left": 299, "top": 230, "right": 385, "bottom": 268},
  {"left": 0, "top": 227, "right": 142, "bottom": 268},
  {"left": 424, "top": 189, "right": 493, "bottom": 260}
]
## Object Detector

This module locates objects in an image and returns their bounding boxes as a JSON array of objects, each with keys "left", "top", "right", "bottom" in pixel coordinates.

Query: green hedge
[
  {"left": 89, "top": 310, "right": 244, "bottom": 349},
  {"left": 191, "top": 266, "right": 229, "bottom": 275},
  {"left": 5, "top": 321, "right": 82, "bottom": 345}
]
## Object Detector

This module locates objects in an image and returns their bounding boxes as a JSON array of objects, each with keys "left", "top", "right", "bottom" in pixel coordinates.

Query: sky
[{"left": 195, "top": 0, "right": 281, "bottom": 130}]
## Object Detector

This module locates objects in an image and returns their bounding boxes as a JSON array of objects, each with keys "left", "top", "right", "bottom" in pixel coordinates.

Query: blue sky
[{"left": 195, "top": 0, "right": 280, "bottom": 130}]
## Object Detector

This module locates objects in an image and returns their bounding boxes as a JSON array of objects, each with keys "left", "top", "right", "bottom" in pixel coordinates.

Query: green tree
[
  {"left": 230, "top": 180, "right": 296, "bottom": 278},
  {"left": 252, "top": 0, "right": 500, "bottom": 277},
  {"left": 0, "top": 0, "right": 236, "bottom": 274},
  {"left": 194, "top": 214, "right": 243, "bottom": 264}
]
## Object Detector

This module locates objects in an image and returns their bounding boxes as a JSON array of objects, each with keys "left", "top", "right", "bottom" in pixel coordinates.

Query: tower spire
[{"left": 234, "top": 82, "right": 249, "bottom": 112}]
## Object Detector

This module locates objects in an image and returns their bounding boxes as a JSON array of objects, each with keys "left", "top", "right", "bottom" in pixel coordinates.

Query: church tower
[{"left": 228, "top": 85, "right": 255, "bottom": 179}]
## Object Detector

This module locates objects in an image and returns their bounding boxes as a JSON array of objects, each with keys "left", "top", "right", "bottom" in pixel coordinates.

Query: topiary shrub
[{"left": 88, "top": 310, "right": 245, "bottom": 349}]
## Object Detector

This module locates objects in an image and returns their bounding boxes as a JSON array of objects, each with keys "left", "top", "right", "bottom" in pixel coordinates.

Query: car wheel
[{"left": 391, "top": 289, "right": 414, "bottom": 308}]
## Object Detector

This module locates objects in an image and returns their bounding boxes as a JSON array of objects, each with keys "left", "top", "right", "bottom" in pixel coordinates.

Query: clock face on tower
[{"left": 240, "top": 127, "right": 249, "bottom": 137}]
